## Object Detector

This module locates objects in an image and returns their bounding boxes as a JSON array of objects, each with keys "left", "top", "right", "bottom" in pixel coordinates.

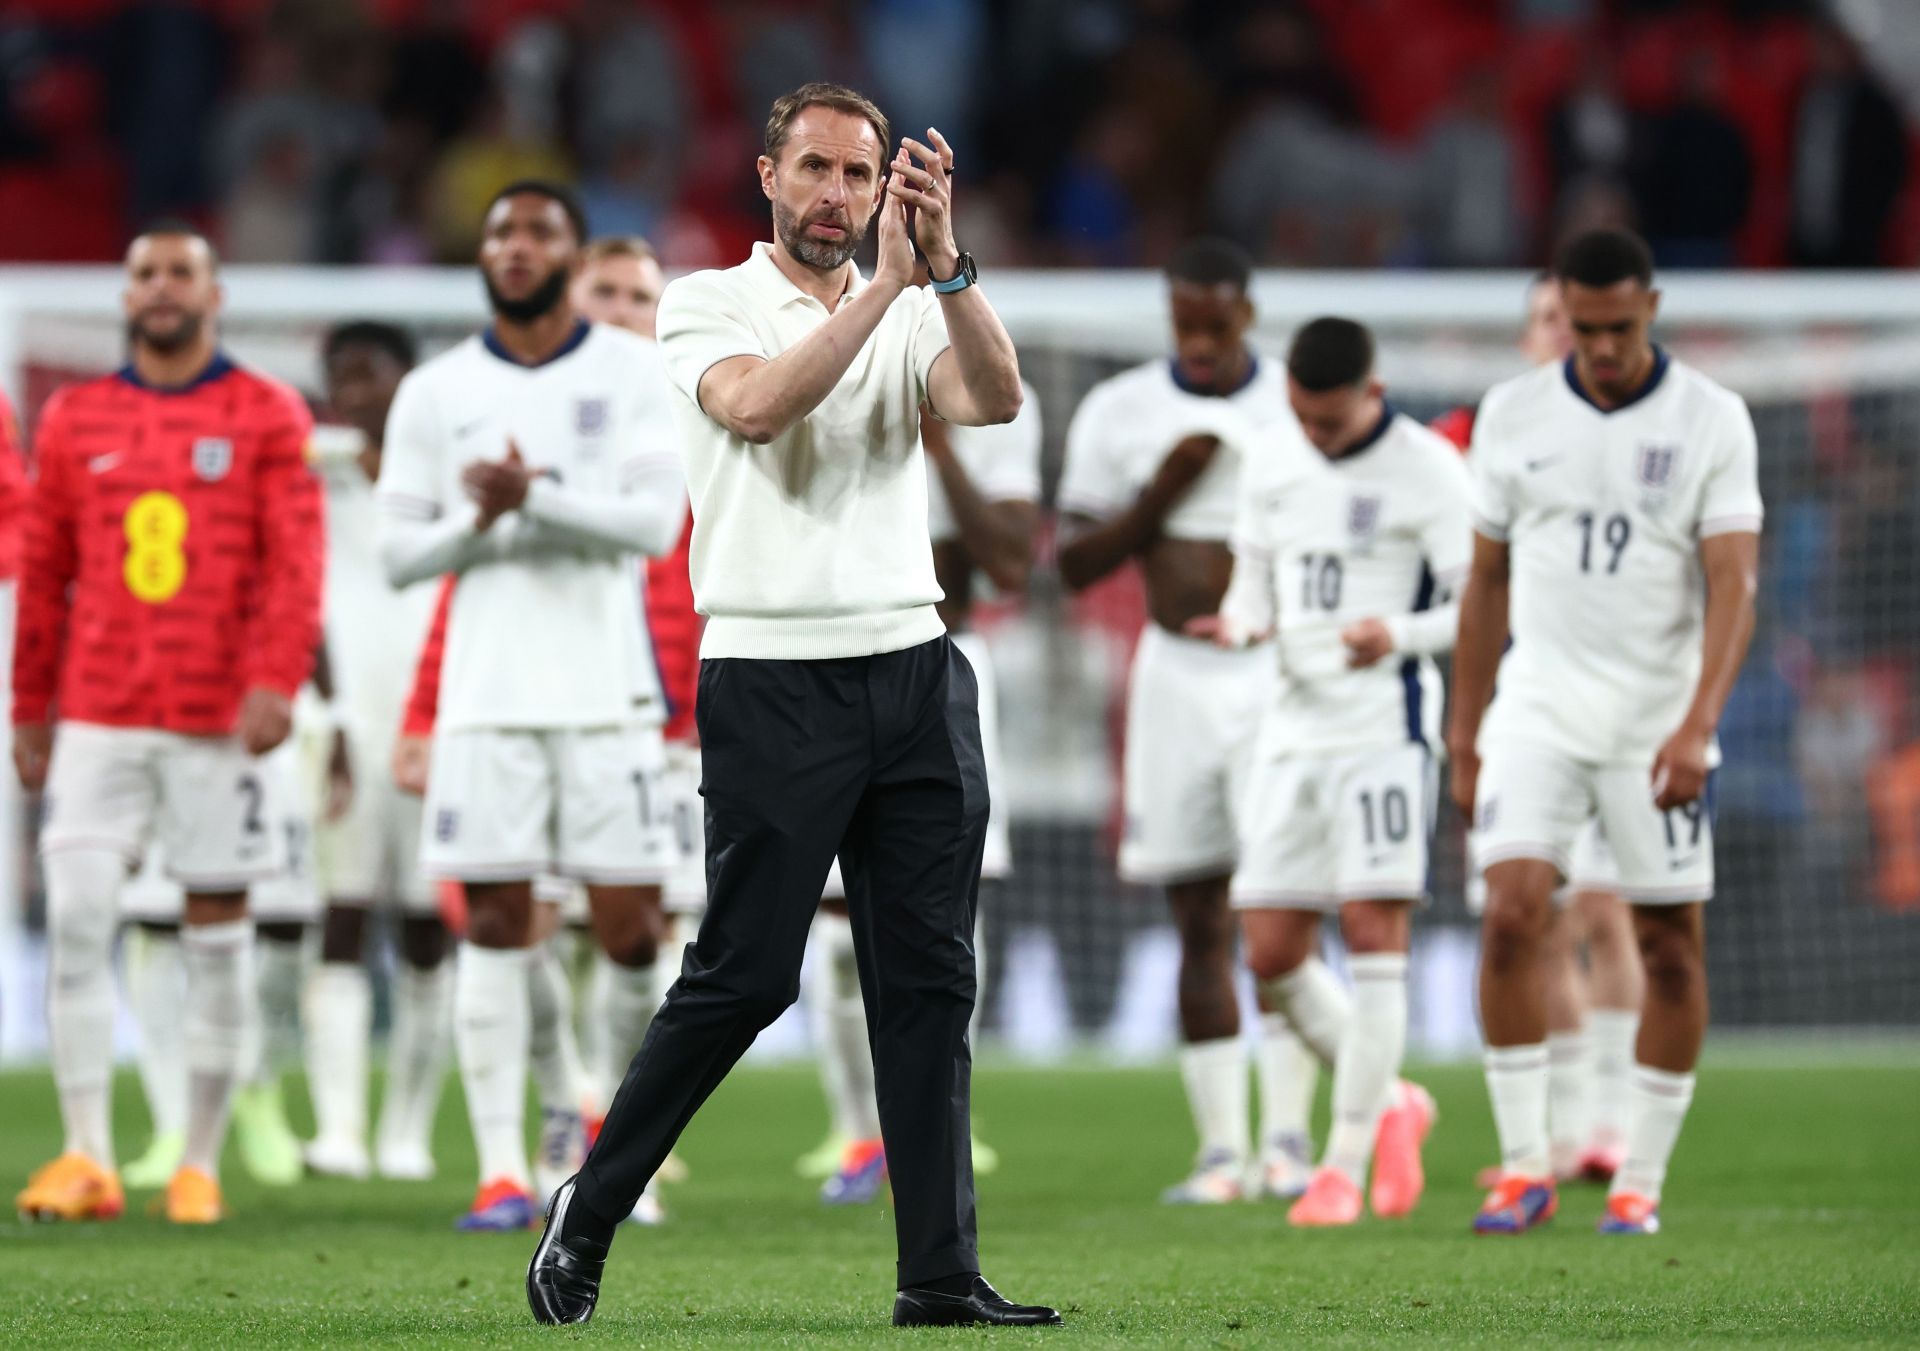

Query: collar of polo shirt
[{"left": 744, "top": 241, "right": 865, "bottom": 312}]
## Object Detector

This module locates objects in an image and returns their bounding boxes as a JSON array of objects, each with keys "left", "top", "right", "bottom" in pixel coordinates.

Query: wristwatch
[{"left": 930, "top": 252, "right": 976, "bottom": 294}]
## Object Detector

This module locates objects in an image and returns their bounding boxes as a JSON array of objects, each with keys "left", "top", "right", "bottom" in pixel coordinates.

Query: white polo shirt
[{"left": 656, "top": 242, "right": 953, "bottom": 661}]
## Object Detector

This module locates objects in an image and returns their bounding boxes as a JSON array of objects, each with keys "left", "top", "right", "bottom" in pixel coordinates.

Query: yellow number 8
[{"left": 123, "top": 491, "right": 189, "bottom": 604}]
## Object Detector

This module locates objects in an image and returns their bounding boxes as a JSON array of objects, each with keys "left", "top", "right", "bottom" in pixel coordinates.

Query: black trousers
[{"left": 576, "top": 635, "right": 988, "bottom": 1286}]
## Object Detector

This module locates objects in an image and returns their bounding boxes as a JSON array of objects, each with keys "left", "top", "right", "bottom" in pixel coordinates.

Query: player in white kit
[
  {"left": 1057, "top": 240, "right": 1320, "bottom": 1204},
  {"left": 376, "top": 182, "right": 686, "bottom": 1231},
  {"left": 300, "top": 320, "right": 452, "bottom": 1183},
  {"left": 1454, "top": 277, "right": 1646, "bottom": 1190},
  {"left": 806, "top": 379, "right": 1040, "bottom": 1204},
  {"left": 1451, "top": 230, "right": 1762, "bottom": 1236},
  {"left": 1199, "top": 318, "right": 1467, "bottom": 1226}
]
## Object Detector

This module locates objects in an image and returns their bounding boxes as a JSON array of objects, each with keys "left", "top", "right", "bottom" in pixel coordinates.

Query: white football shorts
[
  {"left": 47, "top": 721, "right": 285, "bottom": 891},
  {"left": 1118, "top": 625, "right": 1272, "bottom": 885},
  {"left": 1232, "top": 742, "right": 1435, "bottom": 910},
  {"left": 422, "top": 722, "right": 675, "bottom": 885},
  {"left": 1471, "top": 742, "right": 1713, "bottom": 905}
]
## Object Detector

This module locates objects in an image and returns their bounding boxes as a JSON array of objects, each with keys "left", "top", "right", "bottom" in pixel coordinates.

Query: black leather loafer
[
  {"left": 527, "top": 1177, "right": 611, "bottom": 1325},
  {"left": 893, "top": 1276, "right": 1063, "bottom": 1327}
]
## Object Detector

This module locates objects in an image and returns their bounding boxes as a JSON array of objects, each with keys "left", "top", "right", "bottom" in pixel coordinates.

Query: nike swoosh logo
[
  {"left": 88, "top": 452, "right": 123, "bottom": 474},
  {"left": 454, "top": 418, "right": 488, "bottom": 439},
  {"left": 1525, "top": 456, "right": 1561, "bottom": 472},
  {"left": 1669, "top": 857, "right": 1697, "bottom": 871}
]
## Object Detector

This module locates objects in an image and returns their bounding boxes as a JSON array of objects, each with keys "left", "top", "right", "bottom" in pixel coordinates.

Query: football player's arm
[
  {"left": 0, "top": 391, "right": 28, "bottom": 565},
  {"left": 376, "top": 378, "right": 513, "bottom": 586},
  {"left": 1055, "top": 396, "right": 1216, "bottom": 591},
  {"left": 393, "top": 575, "right": 452, "bottom": 795},
  {"left": 242, "top": 398, "right": 325, "bottom": 753},
  {"left": 12, "top": 401, "right": 77, "bottom": 787},
  {"left": 924, "top": 408, "right": 1037, "bottom": 593},
  {"left": 1446, "top": 531, "right": 1510, "bottom": 816},
  {"left": 1380, "top": 456, "right": 1476, "bottom": 659},
  {"left": 1654, "top": 405, "right": 1763, "bottom": 809}
]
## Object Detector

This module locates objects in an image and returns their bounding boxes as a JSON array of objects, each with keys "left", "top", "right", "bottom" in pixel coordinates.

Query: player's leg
[
  {"left": 1162, "top": 874, "right": 1251, "bottom": 1202},
  {"left": 158, "top": 732, "right": 290, "bottom": 1222},
  {"left": 1235, "top": 751, "right": 1348, "bottom": 1203},
  {"left": 1470, "top": 745, "right": 1589, "bottom": 1234},
  {"left": 1118, "top": 631, "right": 1257, "bottom": 1202},
  {"left": 304, "top": 900, "right": 375, "bottom": 1177},
  {"left": 422, "top": 727, "right": 550, "bottom": 1229},
  {"left": 232, "top": 752, "right": 317, "bottom": 1188},
  {"left": 1573, "top": 884, "right": 1643, "bottom": 1179},
  {"left": 1603, "top": 903, "right": 1704, "bottom": 1233},
  {"left": 119, "top": 852, "right": 190, "bottom": 1189},
  {"left": 18, "top": 724, "right": 151, "bottom": 1221},
  {"left": 808, "top": 884, "right": 887, "bottom": 1202},
  {"left": 1542, "top": 900, "right": 1591, "bottom": 1180},
  {"left": 375, "top": 910, "right": 453, "bottom": 1180},
  {"left": 527, "top": 887, "right": 593, "bottom": 1205},
  {"left": 1594, "top": 766, "right": 1712, "bottom": 1233}
]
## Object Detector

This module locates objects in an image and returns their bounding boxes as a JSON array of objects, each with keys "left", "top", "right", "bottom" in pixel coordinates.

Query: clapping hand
[
  {"left": 463, "top": 440, "right": 535, "bottom": 529},
  {"left": 886, "top": 129, "right": 959, "bottom": 278}
]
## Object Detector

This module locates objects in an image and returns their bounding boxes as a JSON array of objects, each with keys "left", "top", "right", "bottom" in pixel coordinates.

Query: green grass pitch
[{"left": 0, "top": 1056, "right": 1915, "bottom": 1346}]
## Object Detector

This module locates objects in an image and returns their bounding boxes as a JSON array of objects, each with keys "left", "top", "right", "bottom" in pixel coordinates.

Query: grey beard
[{"left": 775, "top": 201, "right": 864, "bottom": 270}]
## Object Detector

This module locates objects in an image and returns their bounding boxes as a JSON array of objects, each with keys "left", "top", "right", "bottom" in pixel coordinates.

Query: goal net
[{"left": 0, "top": 265, "right": 1915, "bottom": 1062}]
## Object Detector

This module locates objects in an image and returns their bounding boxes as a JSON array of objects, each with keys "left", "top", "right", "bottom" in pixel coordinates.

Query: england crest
[
  {"left": 192, "top": 436, "right": 232, "bottom": 481},
  {"left": 1347, "top": 493, "right": 1382, "bottom": 542},
  {"left": 1636, "top": 443, "right": 1677, "bottom": 488},
  {"left": 575, "top": 397, "right": 609, "bottom": 436}
]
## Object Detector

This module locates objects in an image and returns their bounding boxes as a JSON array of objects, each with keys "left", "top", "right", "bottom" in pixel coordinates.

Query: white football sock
[
  {"left": 1258, "top": 957, "right": 1352, "bottom": 1066},
  {"left": 45, "top": 849, "right": 123, "bottom": 1166},
  {"left": 302, "top": 961, "right": 371, "bottom": 1149},
  {"left": 1324, "top": 953, "right": 1408, "bottom": 1186},
  {"left": 1255, "top": 1012, "right": 1318, "bottom": 1149},
  {"left": 806, "top": 912, "right": 880, "bottom": 1141},
  {"left": 180, "top": 920, "right": 255, "bottom": 1178},
  {"left": 456, "top": 944, "right": 533, "bottom": 1188},
  {"left": 378, "top": 959, "right": 452, "bottom": 1157},
  {"left": 1586, "top": 1007, "right": 1638, "bottom": 1150},
  {"left": 589, "top": 952, "right": 659, "bottom": 1107},
  {"left": 251, "top": 933, "right": 306, "bottom": 1087},
  {"left": 1546, "top": 1029, "right": 1591, "bottom": 1172},
  {"left": 1177, "top": 1035, "right": 1250, "bottom": 1168},
  {"left": 526, "top": 939, "right": 591, "bottom": 1117},
  {"left": 1612, "top": 1065, "right": 1695, "bottom": 1203},
  {"left": 124, "top": 924, "right": 188, "bottom": 1140},
  {"left": 1483, "top": 1043, "right": 1552, "bottom": 1180}
]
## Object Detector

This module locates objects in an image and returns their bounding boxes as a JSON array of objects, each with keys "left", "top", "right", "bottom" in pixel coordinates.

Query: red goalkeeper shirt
[{"left": 14, "top": 354, "right": 325, "bottom": 734}]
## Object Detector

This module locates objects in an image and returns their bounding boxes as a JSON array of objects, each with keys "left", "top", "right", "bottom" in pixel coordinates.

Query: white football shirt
[
  {"left": 1058, "top": 357, "right": 1300, "bottom": 540},
  {"left": 926, "top": 378, "right": 1042, "bottom": 545},
  {"left": 1227, "top": 409, "right": 1474, "bottom": 754},
  {"left": 1471, "top": 350, "right": 1763, "bottom": 765},
  {"left": 376, "top": 320, "right": 686, "bottom": 731},
  {"left": 320, "top": 454, "right": 440, "bottom": 748},
  {"left": 656, "top": 243, "right": 954, "bottom": 661}
]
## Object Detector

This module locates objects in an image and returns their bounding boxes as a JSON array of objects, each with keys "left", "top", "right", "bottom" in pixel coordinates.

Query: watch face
[{"left": 960, "top": 252, "right": 977, "bottom": 283}]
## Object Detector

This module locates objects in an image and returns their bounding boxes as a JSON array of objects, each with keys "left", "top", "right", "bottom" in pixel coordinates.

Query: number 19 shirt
[
  {"left": 1469, "top": 350, "right": 1763, "bottom": 766},
  {"left": 13, "top": 355, "right": 324, "bottom": 734}
]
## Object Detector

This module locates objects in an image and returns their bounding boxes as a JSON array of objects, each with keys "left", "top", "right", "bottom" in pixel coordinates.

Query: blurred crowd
[{"left": 0, "top": 0, "right": 1913, "bottom": 270}]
